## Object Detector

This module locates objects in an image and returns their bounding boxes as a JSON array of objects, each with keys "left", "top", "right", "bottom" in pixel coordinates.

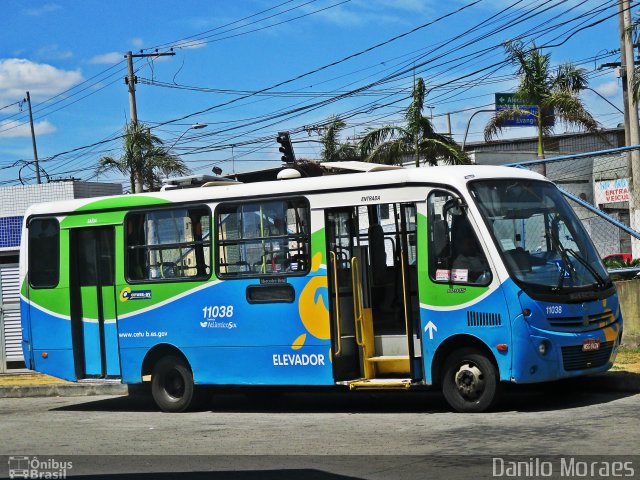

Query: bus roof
[{"left": 24, "top": 164, "right": 546, "bottom": 217}]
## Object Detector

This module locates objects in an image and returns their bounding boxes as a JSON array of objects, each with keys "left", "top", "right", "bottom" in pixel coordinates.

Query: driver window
[
  {"left": 428, "top": 191, "right": 491, "bottom": 286},
  {"left": 126, "top": 206, "right": 211, "bottom": 282}
]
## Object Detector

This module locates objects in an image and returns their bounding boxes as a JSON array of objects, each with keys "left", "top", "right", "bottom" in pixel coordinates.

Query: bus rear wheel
[
  {"left": 151, "top": 356, "right": 195, "bottom": 413},
  {"left": 442, "top": 348, "right": 499, "bottom": 413}
]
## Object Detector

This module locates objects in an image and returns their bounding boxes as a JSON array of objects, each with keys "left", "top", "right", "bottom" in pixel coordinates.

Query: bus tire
[
  {"left": 442, "top": 348, "right": 499, "bottom": 413},
  {"left": 151, "top": 356, "right": 195, "bottom": 413}
]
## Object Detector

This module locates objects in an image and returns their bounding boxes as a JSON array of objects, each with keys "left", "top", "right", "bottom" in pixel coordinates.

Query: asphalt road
[{"left": 0, "top": 386, "right": 638, "bottom": 479}]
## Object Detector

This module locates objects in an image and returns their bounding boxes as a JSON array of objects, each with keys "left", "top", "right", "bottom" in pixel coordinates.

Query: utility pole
[
  {"left": 125, "top": 51, "right": 138, "bottom": 127},
  {"left": 618, "top": 1, "right": 631, "bottom": 148},
  {"left": 413, "top": 71, "right": 420, "bottom": 168},
  {"left": 124, "top": 50, "right": 175, "bottom": 192},
  {"left": 446, "top": 113, "right": 452, "bottom": 139},
  {"left": 620, "top": 0, "right": 640, "bottom": 259},
  {"left": 25, "top": 91, "right": 41, "bottom": 184}
]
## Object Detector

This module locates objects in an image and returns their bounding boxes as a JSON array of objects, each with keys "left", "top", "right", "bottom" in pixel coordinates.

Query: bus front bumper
[{"left": 510, "top": 316, "right": 622, "bottom": 384}]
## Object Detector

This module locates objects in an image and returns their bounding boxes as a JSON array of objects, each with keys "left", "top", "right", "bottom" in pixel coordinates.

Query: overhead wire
[{"left": 5, "top": 0, "right": 624, "bottom": 182}]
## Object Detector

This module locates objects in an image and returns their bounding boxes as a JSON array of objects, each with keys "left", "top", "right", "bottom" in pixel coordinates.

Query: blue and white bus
[{"left": 19, "top": 165, "right": 622, "bottom": 412}]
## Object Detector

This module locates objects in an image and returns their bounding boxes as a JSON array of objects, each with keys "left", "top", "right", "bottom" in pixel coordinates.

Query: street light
[
  {"left": 165, "top": 123, "right": 208, "bottom": 152},
  {"left": 155, "top": 123, "right": 208, "bottom": 190},
  {"left": 461, "top": 109, "right": 494, "bottom": 151}
]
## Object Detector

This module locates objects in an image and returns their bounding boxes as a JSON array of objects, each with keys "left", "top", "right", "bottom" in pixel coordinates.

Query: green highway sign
[
  {"left": 495, "top": 93, "right": 526, "bottom": 107},
  {"left": 495, "top": 92, "right": 538, "bottom": 127}
]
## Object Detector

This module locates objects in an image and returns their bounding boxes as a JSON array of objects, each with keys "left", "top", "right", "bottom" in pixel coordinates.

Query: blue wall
[{"left": 0, "top": 216, "right": 23, "bottom": 248}]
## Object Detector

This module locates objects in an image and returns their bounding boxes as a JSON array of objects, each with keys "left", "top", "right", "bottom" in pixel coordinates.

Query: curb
[{"left": 0, "top": 383, "right": 129, "bottom": 398}]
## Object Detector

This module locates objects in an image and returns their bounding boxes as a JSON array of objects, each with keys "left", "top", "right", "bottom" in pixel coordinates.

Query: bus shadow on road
[
  {"left": 50, "top": 381, "right": 635, "bottom": 414},
  {"left": 55, "top": 471, "right": 363, "bottom": 480},
  {"left": 51, "top": 388, "right": 448, "bottom": 414}
]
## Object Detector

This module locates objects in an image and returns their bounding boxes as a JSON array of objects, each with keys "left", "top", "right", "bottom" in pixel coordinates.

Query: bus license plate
[{"left": 582, "top": 339, "right": 600, "bottom": 352}]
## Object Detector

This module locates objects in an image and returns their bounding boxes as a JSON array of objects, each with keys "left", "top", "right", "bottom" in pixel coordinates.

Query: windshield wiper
[
  {"left": 555, "top": 263, "right": 567, "bottom": 291},
  {"left": 566, "top": 248, "right": 607, "bottom": 288},
  {"left": 549, "top": 223, "right": 576, "bottom": 291}
]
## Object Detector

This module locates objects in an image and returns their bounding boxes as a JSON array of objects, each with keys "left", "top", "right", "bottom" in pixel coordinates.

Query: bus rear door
[{"left": 69, "top": 226, "right": 121, "bottom": 379}]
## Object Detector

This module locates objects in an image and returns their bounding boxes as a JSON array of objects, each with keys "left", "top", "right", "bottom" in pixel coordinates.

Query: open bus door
[
  {"left": 325, "top": 203, "right": 422, "bottom": 389},
  {"left": 69, "top": 227, "right": 121, "bottom": 379}
]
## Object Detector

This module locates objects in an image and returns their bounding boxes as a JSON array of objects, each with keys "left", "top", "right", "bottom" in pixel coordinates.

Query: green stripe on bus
[
  {"left": 417, "top": 212, "right": 489, "bottom": 307},
  {"left": 75, "top": 196, "right": 170, "bottom": 212}
]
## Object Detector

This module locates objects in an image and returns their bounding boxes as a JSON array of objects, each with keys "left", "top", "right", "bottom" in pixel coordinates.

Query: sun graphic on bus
[{"left": 293, "top": 252, "right": 331, "bottom": 351}]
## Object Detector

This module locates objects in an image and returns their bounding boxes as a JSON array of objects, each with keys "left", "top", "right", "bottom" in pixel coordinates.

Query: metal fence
[{"left": 509, "top": 146, "right": 640, "bottom": 274}]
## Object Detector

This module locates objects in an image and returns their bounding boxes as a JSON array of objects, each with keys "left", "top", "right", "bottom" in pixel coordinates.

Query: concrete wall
[
  {"left": 0, "top": 181, "right": 122, "bottom": 217},
  {"left": 616, "top": 280, "right": 640, "bottom": 348}
]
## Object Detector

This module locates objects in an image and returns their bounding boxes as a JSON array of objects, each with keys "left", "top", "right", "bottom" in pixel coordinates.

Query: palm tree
[
  {"left": 359, "top": 77, "right": 469, "bottom": 166},
  {"left": 98, "top": 122, "right": 190, "bottom": 192},
  {"left": 484, "top": 41, "right": 599, "bottom": 159},
  {"left": 320, "top": 116, "right": 359, "bottom": 162}
]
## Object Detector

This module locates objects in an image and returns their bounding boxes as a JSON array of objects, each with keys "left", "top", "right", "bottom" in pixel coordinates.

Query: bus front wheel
[
  {"left": 151, "top": 356, "right": 195, "bottom": 413},
  {"left": 442, "top": 348, "right": 499, "bottom": 413}
]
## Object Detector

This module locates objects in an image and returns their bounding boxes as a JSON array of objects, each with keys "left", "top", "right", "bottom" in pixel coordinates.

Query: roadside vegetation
[
  {"left": 318, "top": 77, "right": 469, "bottom": 167},
  {"left": 603, "top": 258, "right": 640, "bottom": 281},
  {"left": 612, "top": 348, "right": 640, "bottom": 374},
  {"left": 97, "top": 121, "right": 190, "bottom": 193},
  {"left": 484, "top": 41, "right": 600, "bottom": 159}
]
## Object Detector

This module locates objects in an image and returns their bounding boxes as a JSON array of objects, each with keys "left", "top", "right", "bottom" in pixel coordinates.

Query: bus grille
[
  {"left": 547, "top": 311, "right": 615, "bottom": 330},
  {"left": 561, "top": 341, "right": 614, "bottom": 371},
  {"left": 467, "top": 311, "right": 501, "bottom": 327}
]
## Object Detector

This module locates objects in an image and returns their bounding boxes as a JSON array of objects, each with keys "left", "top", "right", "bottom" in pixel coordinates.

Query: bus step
[
  {"left": 348, "top": 378, "right": 412, "bottom": 391},
  {"left": 367, "top": 355, "right": 410, "bottom": 375}
]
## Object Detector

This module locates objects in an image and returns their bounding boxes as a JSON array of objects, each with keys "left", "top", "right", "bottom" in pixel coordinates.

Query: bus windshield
[{"left": 469, "top": 179, "right": 610, "bottom": 294}]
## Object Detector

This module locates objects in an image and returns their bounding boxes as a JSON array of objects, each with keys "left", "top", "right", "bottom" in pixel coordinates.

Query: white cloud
[
  {"left": 0, "top": 119, "right": 57, "bottom": 139},
  {"left": 173, "top": 40, "right": 207, "bottom": 50},
  {"left": 23, "top": 3, "right": 61, "bottom": 16},
  {"left": 0, "top": 58, "right": 84, "bottom": 105},
  {"left": 293, "top": 0, "right": 435, "bottom": 28},
  {"left": 480, "top": 0, "right": 591, "bottom": 11},
  {"left": 36, "top": 44, "right": 73, "bottom": 61},
  {"left": 594, "top": 80, "right": 619, "bottom": 98},
  {"left": 131, "top": 37, "right": 144, "bottom": 48},
  {"left": 89, "top": 52, "right": 123, "bottom": 65},
  {"left": 362, "top": 0, "right": 430, "bottom": 13}
]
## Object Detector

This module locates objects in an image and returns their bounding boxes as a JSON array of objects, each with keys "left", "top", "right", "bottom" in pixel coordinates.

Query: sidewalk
[{"left": 0, "top": 372, "right": 128, "bottom": 398}]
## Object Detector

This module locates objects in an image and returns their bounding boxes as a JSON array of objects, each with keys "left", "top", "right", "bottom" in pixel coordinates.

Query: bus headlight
[{"left": 538, "top": 340, "right": 550, "bottom": 356}]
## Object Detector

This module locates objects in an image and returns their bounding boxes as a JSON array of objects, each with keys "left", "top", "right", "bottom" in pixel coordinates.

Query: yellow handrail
[
  {"left": 351, "top": 256, "right": 364, "bottom": 346},
  {"left": 330, "top": 251, "right": 342, "bottom": 357},
  {"left": 400, "top": 250, "right": 411, "bottom": 341}
]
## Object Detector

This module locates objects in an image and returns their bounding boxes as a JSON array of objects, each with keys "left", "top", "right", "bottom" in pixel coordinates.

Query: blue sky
[{"left": 0, "top": 0, "right": 629, "bottom": 188}]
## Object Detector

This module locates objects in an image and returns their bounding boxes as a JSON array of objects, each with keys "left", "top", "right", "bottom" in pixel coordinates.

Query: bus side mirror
[{"left": 443, "top": 197, "right": 467, "bottom": 217}]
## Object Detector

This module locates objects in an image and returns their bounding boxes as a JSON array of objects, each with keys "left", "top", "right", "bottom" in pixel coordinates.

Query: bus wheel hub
[{"left": 454, "top": 363, "right": 484, "bottom": 399}]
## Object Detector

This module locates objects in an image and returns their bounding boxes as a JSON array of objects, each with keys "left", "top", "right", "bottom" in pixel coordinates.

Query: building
[
  {"left": 467, "top": 127, "right": 625, "bottom": 165},
  {"left": 0, "top": 180, "right": 122, "bottom": 372}
]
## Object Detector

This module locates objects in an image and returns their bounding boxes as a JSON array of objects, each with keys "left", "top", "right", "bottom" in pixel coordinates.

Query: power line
[
  {"left": 147, "top": 0, "right": 314, "bottom": 51},
  {"left": 149, "top": 0, "right": 483, "bottom": 130},
  {"left": 1, "top": 0, "right": 622, "bottom": 182}
]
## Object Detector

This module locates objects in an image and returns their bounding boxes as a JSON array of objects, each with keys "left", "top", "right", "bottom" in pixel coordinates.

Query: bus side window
[
  {"left": 428, "top": 191, "right": 491, "bottom": 286},
  {"left": 28, "top": 218, "right": 60, "bottom": 288},
  {"left": 216, "top": 198, "right": 310, "bottom": 278},
  {"left": 126, "top": 206, "right": 211, "bottom": 282}
]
